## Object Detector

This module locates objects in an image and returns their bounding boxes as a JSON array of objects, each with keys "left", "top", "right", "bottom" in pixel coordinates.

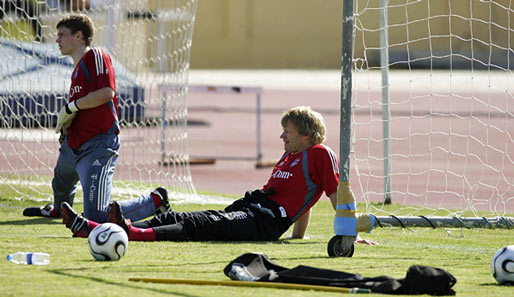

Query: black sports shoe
[
  {"left": 60, "top": 202, "right": 90, "bottom": 238},
  {"left": 152, "top": 187, "right": 171, "bottom": 216},
  {"left": 23, "top": 203, "right": 58, "bottom": 218},
  {"left": 107, "top": 201, "right": 131, "bottom": 235}
]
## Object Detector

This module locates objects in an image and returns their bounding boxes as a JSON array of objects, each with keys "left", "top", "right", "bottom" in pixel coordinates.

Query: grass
[{"left": 1, "top": 191, "right": 513, "bottom": 297}]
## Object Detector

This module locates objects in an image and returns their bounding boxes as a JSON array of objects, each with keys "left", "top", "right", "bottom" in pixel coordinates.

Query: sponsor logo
[
  {"left": 92, "top": 159, "right": 101, "bottom": 166},
  {"left": 89, "top": 174, "right": 98, "bottom": 202},
  {"left": 209, "top": 212, "right": 248, "bottom": 221},
  {"left": 209, "top": 214, "right": 220, "bottom": 221},
  {"left": 272, "top": 169, "right": 293, "bottom": 179},
  {"left": 70, "top": 85, "right": 82, "bottom": 98},
  {"left": 222, "top": 211, "right": 247, "bottom": 220},
  {"left": 88, "top": 184, "right": 96, "bottom": 202}
]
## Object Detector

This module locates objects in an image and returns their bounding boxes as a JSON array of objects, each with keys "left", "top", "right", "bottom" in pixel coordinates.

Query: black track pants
[{"left": 132, "top": 198, "right": 292, "bottom": 242}]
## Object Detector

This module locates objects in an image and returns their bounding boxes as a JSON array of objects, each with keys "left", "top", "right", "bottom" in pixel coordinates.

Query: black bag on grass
[
  {"left": 224, "top": 253, "right": 456, "bottom": 295},
  {"left": 397, "top": 265, "right": 457, "bottom": 295}
]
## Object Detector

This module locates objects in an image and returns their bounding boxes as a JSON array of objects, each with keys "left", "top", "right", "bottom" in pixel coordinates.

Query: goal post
[
  {"left": 379, "top": 0, "right": 392, "bottom": 205},
  {"left": 343, "top": 0, "right": 514, "bottom": 223},
  {"left": 0, "top": 0, "right": 200, "bottom": 203}
]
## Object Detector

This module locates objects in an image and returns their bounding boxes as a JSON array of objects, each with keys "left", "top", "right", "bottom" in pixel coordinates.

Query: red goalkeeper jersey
[
  {"left": 66, "top": 47, "right": 118, "bottom": 150},
  {"left": 263, "top": 144, "right": 339, "bottom": 221}
]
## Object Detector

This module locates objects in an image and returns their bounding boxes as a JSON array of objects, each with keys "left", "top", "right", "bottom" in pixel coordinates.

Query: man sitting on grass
[{"left": 60, "top": 106, "right": 376, "bottom": 244}]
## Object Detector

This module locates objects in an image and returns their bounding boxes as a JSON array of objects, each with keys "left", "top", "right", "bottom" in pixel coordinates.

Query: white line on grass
[{"left": 0, "top": 179, "right": 232, "bottom": 205}]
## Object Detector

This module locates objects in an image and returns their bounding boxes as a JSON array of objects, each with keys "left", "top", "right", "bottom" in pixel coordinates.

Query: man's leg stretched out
[{"left": 61, "top": 195, "right": 291, "bottom": 242}]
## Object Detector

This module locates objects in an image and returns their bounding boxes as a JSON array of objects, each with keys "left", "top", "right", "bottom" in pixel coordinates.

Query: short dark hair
[{"left": 56, "top": 14, "right": 94, "bottom": 46}]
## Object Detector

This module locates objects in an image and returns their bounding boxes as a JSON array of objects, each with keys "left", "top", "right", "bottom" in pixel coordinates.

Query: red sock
[
  {"left": 88, "top": 220, "right": 100, "bottom": 230},
  {"left": 128, "top": 226, "right": 156, "bottom": 241},
  {"left": 85, "top": 220, "right": 156, "bottom": 241},
  {"left": 151, "top": 192, "right": 162, "bottom": 209},
  {"left": 50, "top": 209, "right": 60, "bottom": 218}
]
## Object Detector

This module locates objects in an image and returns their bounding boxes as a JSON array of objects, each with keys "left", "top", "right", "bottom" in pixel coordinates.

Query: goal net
[
  {"left": 347, "top": 0, "right": 514, "bottom": 219},
  {"left": 0, "top": 0, "right": 200, "bottom": 203}
]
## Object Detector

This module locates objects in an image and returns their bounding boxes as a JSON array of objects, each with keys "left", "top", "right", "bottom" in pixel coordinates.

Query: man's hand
[
  {"left": 355, "top": 234, "right": 379, "bottom": 245},
  {"left": 55, "top": 101, "right": 79, "bottom": 134}
]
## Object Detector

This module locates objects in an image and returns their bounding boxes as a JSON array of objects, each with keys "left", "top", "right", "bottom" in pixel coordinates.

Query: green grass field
[{"left": 1, "top": 190, "right": 513, "bottom": 297}]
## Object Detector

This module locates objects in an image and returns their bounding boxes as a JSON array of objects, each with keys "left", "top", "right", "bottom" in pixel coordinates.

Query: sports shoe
[
  {"left": 23, "top": 203, "right": 58, "bottom": 218},
  {"left": 152, "top": 187, "right": 171, "bottom": 216},
  {"left": 107, "top": 201, "right": 131, "bottom": 235},
  {"left": 60, "top": 202, "right": 90, "bottom": 238}
]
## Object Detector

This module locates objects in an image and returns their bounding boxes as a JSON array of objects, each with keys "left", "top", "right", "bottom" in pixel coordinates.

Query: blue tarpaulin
[{"left": 0, "top": 38, "right": 144, "bottom": 127}]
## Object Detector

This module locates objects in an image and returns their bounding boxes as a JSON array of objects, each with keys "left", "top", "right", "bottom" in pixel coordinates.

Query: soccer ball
[
  {"left": 491, "top": 245, "right": 514, "bottom": 285},
  {"left": 88, "top": 223, "right": 128, "bottom": 261}
]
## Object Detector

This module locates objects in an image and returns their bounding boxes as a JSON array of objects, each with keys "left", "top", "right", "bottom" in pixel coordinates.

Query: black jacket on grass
[{"left": 224, "top": 253, "right": 457, "bottom": 295}]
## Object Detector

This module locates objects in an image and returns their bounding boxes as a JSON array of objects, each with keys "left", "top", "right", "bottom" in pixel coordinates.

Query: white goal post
[
  {"left": 0, "top": 0, "right": 201, "bottom": 203},
  {"left": 342, "top": 0, "right": 514, "bottom": 222}
]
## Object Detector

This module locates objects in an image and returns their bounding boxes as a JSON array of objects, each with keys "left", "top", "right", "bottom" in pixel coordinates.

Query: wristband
[
  {"left": 67, "top": 101, "right": 80, "bottom": 113},
  {"left": 64, "top": 103, "right": 72, "bottom": 114}
]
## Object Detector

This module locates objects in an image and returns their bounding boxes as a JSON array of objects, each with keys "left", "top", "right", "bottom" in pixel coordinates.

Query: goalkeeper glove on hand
[{"left": 55, "top": 101, "right": 79, "bottom": 134}]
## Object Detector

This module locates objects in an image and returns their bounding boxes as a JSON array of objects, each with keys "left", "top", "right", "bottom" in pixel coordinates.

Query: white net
[
  {"left": 0, "top": 0, "right": 198, "bottom": 202},
  {"left": 350, "top": 0, "right": 514, "bottom": 217}
]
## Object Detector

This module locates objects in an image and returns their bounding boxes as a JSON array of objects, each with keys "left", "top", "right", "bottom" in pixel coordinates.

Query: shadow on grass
[
  {"left": 479, "top": 282, "right": 507, "bottom": 287},
  {"left": 205, "top": 238, "right": 320, "bottom": 246},
  {"left": 48, "top": 269, "right": 205, "bottom": 297},
  {"left": 0, "top": 217, "right": 61, "bottom": 226}
]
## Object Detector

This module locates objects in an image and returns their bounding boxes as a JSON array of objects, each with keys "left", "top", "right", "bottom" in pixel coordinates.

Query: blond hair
[{"left": 281, "top": 106, "right": 326, "bottom": 145}]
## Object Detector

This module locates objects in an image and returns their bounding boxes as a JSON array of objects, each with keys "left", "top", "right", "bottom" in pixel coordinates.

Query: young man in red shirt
[
  {"left": 61, "top": 106, "right": 376, "bottom": 245},
  {"left": 23, "top": 14, "right": 168, "bottom": 223}
]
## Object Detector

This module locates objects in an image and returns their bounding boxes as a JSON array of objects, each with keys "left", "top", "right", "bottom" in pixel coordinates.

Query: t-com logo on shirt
[{"left": 272, "top": 170, "right": 293, "bottom": 179}]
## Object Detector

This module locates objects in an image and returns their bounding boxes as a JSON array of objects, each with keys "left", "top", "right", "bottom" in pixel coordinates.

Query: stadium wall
[{"left": 190, "top": 0, "right": 512, "bottom": 69}]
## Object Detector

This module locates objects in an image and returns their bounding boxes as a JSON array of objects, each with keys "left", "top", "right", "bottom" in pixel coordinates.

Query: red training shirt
[
  {"left": 66, "top": 47, "right": 118, "bottom": 150},
  {"left": 263, "top": 144, "right": 339, "bottom": 221}
]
